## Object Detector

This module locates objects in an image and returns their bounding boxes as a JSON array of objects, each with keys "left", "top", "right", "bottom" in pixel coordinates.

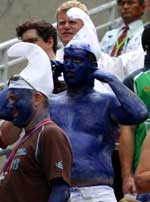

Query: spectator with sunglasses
[{"left": 0, "top": 42, "right": 72, "bottom": 202}]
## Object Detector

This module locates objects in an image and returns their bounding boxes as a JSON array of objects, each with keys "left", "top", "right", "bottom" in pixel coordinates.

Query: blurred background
[{"left": 0, "top": 0, "right": 116, "bottom": 42}]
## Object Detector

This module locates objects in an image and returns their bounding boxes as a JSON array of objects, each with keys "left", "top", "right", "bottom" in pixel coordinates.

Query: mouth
[
  {"left": 65, "top": 71, "right": 75, "bottom": 77},
  {"left": 11, "top": 110, "right": 18, "bottom": 118},
  {"left": 121, "top": 11, "right": 131, "bottom": 16},
  {"left": 62, "top": 32, "right": 73, "bottom": 37}
]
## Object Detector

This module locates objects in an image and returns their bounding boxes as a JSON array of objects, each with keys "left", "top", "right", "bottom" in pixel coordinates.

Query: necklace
[{"left": 0, "top": 118, "right": 51, "bottom": 183}]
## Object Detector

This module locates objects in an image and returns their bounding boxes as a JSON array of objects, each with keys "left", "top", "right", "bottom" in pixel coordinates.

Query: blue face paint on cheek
[
  {"left": 0, "top": 89, "right": 13, "bottom": 121},
  {"left": 8, "top": 89, "right": 34, "bottom": 127}
]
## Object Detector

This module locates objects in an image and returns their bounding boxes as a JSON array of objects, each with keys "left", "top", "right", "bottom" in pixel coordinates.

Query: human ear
[
  {"left": 48, "top": 37, "right": 54, "bottom": 47},
  {"left": 32, "top": 92, "right": 43, "bottom": 108},
  {"left": 90, "top": 61, "right": 98, "bottom": 70}
]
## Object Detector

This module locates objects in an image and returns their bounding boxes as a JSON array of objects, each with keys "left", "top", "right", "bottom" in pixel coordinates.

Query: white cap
[
  {"left": 7, "top": 42, "right": 54, "bottom": 98},
  {"left": 66, "top": 7, "right": 101, "bottom": 60}
]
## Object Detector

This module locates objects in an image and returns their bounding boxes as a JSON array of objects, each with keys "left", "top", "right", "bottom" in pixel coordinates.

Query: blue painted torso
[{"left": 50, "top": 90, "right": 119, "bottom": 186}]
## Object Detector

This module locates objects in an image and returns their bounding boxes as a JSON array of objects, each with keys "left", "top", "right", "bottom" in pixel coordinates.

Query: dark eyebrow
[{"left": 22, "top": 37, "right": 39, "bottom": 43}]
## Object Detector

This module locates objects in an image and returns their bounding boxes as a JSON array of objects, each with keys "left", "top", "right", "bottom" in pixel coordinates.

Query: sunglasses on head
[{"left": 8, "top": 75, "right": 37, "bottom": 91}]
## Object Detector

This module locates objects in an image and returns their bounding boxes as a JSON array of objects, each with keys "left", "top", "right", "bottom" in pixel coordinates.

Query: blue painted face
[
  {"left": 63, "top": 48, "right": 96, "bottom": 87},
  {"left": 7, "top": 88, "right": 35, "bottom": 127}
]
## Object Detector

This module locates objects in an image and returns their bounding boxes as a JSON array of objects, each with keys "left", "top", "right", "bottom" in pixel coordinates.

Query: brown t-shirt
[{"left": 0, "top": 122, "right": 72, "bottom": 202}]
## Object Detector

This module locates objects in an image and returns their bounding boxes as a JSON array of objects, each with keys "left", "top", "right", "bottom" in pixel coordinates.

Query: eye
[
  {"left": 58, "top": 21, "right": 66, "bottom": 27},
  {"left": 69, "top": 20, "right": 77, "bottom": 25},
  {"left": 73, "top": 57, "right": 82, "bottom": 63},
  {"left": 23, "top": 38, "right": 39, "bottom": 43},
  {"left": 118, "top": 0, "right": 136, "bottom": 6},
  {"left": 8, "top": 94, "right": 17, "bottom": 104},
  {"left": 64, "top": 56, "right": 71, "bottom": 63}
]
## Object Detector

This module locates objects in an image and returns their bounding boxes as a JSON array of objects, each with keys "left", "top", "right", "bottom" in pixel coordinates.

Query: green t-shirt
[
  {"left": 133, "top": 71, "right": 150, "bottom": 172},
  {"left": 124, "top": 66, "right": 150, "bottom": 172}
]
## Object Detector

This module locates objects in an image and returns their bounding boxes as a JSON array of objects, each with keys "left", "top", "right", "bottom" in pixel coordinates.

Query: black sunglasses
[{"left": 8, "top": 75, "right": 36, "bottom": 91}]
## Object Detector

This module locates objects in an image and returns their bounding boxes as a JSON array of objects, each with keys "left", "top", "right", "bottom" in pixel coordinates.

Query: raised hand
[
  {"left": 122, "top": 176, "right": 137, "bottom": 195},
  {"left": 88, "top": 69, "right": 117, "bottom": 84}
]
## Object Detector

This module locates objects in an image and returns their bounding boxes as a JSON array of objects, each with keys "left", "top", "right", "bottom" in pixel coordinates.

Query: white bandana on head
[
  {"left": 66, "top": 7, "right": 101, "bottom": 60},
  {"left": 7, "top": 42, "right": 54, "bottom": 98}
]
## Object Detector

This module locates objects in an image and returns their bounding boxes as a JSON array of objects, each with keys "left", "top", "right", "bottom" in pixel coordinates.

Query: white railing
[
  {"left": 0, "top": 0, "right": 121, "bottom": 89},
  {"left": 89, "top": 1, "right": 121, "bottom": 33},
  {"left": 0, "top": 38, "right": 21, "bottom": 89}
]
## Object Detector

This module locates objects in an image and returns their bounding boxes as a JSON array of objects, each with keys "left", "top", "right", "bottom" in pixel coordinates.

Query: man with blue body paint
[{"left": 49, "top": 42, "right": 148, "bottom": 202}]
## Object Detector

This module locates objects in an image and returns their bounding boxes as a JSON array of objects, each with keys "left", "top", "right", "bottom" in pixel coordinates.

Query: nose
[
  {"left": 66, "top": 59, "right": 72, "bottom": 66},
  {"left": 124, "top": 3, "right": 129, "bottom": 8},
  {"left": 63, "top": 21, "right": 71, "bottom": 29},
  {"left": 121, "top": 2, "right": 130, "bottom": 8}
]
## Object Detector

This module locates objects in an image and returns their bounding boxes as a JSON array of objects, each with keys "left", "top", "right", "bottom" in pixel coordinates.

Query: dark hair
[
  {"left": 87, "top": 52, "right": 97, "bottom": 63},
  {"left": 142, "top": 23, "right": 150, "bottom": 53},
  {"left": 16, "top": 20, "right": 57, "bottom": 53},
  {"left": 117, "top": 0, "right": 145, "bottom": 5},
  {"left": 87, "top": 52, "right": 98, "bottom": 72}
]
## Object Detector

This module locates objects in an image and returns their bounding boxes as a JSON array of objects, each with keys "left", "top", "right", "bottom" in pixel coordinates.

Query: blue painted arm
[
  {"left": 89, "top": 70, "right": 148, "bottom": 124},
  {"left": 48, "top": 178, "right": 70, "bottom": 202}
]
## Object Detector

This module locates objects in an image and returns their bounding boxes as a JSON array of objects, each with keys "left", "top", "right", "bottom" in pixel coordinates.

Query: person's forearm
[
  {"left": 119, "top": 125, "right": 137, "bottom": 194},
  {"left": 108, "top": 77, "right": 148, "bottom": 124},
  {"left": 90, "top": 70, "right": 148, "bottom": 124},
  {"left": 119, "top": 125, "right": 135, "bottom": 179}
]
